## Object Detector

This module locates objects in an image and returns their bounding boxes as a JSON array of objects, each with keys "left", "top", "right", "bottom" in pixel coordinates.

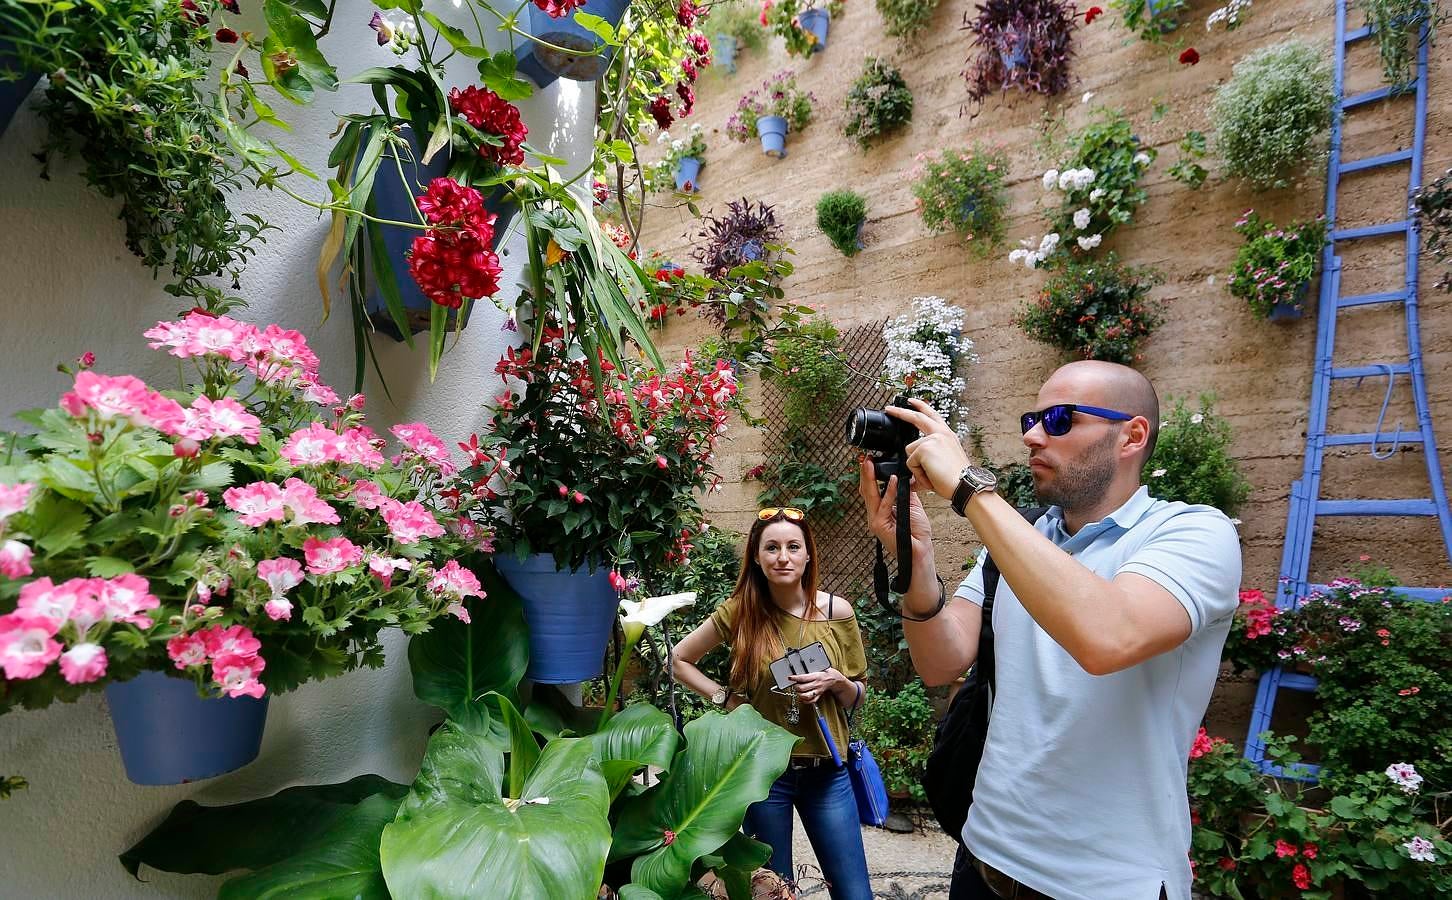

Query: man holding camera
[{"left": 857, "top": 361, "right": 1240, "bottom": 900}]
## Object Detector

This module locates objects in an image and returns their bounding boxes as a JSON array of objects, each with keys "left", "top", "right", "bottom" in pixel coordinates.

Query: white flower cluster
[
  {"left": 881, "top": 296, "right": 976, "bottom": 439},
  {"left": 1008, "top": 233, "right": 1060, "bottom": 269},
  {"left": 1206, "top": 0, "right": 1250, "bottom": 30},
  {"left": 1042, "top": 167, "right": 1096, "bottom": 192},
  {"left": 1385, "top": 762, "right": 1424, "bottom": 794}
]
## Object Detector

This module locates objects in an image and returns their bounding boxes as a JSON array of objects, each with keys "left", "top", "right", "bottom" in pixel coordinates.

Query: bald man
[{"left": 859, "top": 362, "right": 1241, "bottom": 900}]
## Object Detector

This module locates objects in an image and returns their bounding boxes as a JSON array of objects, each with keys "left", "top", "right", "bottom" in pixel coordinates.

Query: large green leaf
[
  {"left": 610, "top": 706, "right": 795, "bottom": 898},
  {"left": 709, "top": 833, "right": 773, "bottom": 900},
  {"left": 119, "top": 775, "right": 407, "bottom": 877},
  {"left": 580, "top": 703, "right": 679, "bottom": 799},
  {"left": 216, "top": 792, "right": 399, "bottom": 899},
  {"left": 407, "top": 564, "right": 528, "bottom": 720},
  {"left": 380, "top": 729, "right": 611, "bottom": 900}
]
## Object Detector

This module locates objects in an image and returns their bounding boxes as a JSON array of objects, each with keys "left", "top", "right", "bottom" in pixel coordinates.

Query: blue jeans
[{"left": 741, "top": 764, "right": 873, "bottom": 900}]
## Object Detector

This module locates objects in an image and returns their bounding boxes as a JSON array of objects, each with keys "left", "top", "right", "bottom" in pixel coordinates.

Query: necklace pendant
[{"left": 785, "top": 704, "right": 800, "bottom": 726}]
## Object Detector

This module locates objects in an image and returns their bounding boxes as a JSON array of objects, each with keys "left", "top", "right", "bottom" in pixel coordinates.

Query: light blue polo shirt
[{"left": 954, "top": 486, "right": 1240, "bottom": 900}]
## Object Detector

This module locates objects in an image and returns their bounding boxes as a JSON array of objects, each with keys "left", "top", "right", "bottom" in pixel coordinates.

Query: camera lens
[{"left": 845, "top": 407, "right": 898, "bottom": 453}]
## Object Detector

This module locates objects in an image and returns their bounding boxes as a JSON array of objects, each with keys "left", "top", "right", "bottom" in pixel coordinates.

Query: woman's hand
[{"left": 788, "top": 667, "right": 848, "bottom": 705}]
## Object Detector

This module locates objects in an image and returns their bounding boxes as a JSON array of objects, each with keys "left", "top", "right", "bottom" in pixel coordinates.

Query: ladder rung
[
  {"left": 1344, "top": 25, "right": 1373, "bottom": 42},
  {"left": 1305, "top": 584, "right": 1451, "bottom": 602},
  {"left": 1332, "top": 220, "right": 1411, "bottom": 240},
  {"left": 1322, "top": 431, "right": 1424, "bottom": 446},
  {"left": 1343, "top": 86, "right": 1394, "bottom": 109},
  {"left": 1280, "top": 672, "right": 1318, "bottom": 692},
  {"left": 1337, "top": 290, "right": 1406, "bottom": 308},
  {"left": 1339, "top": 148, "right": 1413, "bottom": 175},
  {"left": 1330, "top": 364, "right": 1411, "bottom": 379},
  {"left": 1315, "top": 498, "right": 1438, "bottom": 516}
]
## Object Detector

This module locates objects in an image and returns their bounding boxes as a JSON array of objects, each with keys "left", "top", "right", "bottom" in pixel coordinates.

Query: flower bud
[
  {"left": 174, "top": 438, "right": 200, "bottom": 458},
  {"left": 572, "top": 491, "right": 586, "bottom": 504}
]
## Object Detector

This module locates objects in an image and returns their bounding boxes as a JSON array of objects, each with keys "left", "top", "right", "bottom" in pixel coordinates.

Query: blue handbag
[{"left": 845, "top": 683, "right": 890, "bottom": 827}]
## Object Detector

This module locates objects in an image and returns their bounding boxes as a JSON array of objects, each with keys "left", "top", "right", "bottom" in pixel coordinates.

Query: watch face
[{"left": 963, "top": 466, "right": 998, "bottom": 489}]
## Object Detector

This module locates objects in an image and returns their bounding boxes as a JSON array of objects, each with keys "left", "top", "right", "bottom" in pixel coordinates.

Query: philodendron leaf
[
  {"left": 380, "top": 727, "right": 612, "bottom": 900},
  {"left": 579, "top": 702, "right": 679, "bottom": 799},
  {"left": 609, "top": 706, "right": 795, "bottom": 898},
  {"left": 119, "top": 774, "right": 407, "bottom": 878},
  {"left": 216, "top": 792, "right": 399, "bottom": 900},
  {"left": 408, "top": 563, "right": 528, "bottom": 720},
  {"left": 711, "top": 832, "right": 773, "bottom": 900}
]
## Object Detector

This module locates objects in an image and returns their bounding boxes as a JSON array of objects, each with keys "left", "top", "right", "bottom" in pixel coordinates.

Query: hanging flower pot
[
  {"left": 674, "top": 155, "right": 702, "bottom": 192},
  {"left": 799, "top": 8, "right": 831, "bottom": 53},
  {"left": 361, "top": 127, "right": 518, "bottom": 341},
  {"left": 713, "top": 33, "right": 738, "bottom": 73},
  {"left": 756, "top": 115, "right": 789, "bottom": 158},
  {"left": 494, "top": 553, "right": 619, "bottom": 684},
  {"left": 104, "top": 671, "right": 269, "bottom": 786},
  {"left": 1268, "top": 280, "right": 1312, "bottom": 322},
  {"left": 515, "top": 0, "right": 632, "bottom": 88},
  {"left": 998, "top": 30, "right": 1029, "bottom": 72}
]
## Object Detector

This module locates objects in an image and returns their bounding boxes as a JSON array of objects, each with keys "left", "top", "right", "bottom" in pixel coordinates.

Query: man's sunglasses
[
  {"left": 758, "top": 507, "right": 806, "bottom": 522},
  {"left": 1019, "top": 403, "right": 1134, "bottom": 437}
]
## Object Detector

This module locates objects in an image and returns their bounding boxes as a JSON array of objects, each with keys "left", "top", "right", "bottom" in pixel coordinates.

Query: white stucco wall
[{"left": 0, "top": 3, "right": 595, "bottom": 895}]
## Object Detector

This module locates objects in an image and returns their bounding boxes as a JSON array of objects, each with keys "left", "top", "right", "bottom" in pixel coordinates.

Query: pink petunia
[
  {"left": 97, "top": 573, "right": 160, "bottom": 627},
  {"left": 280, "top": 422, "right": 343, "bottom": 467},
  {"left": 0, "top": 613, "right": 63, "bottom": 680},
  {"left": 302, "top": 536, "right": 363, "bottom": 575},
  {"left": 0, "top": 540, "right": 32, "bottom": 578},
  {"left": 348, "top": 480, "right": 389, "bottom": 510},
  {"left": 200, "top": 624, "right": 262, "bottom": 660},
  {"left": 255, "top": 557, "right": 305, "bottom": 598},
  {"left": 0, "top": 482, "right": 34, "bottom": 522},
  {"left": 379, "top": 499, "right": 445, "bottom": 544},
  {"left": 223, "top": 481, "right": 288, "bottom": 527},
  {"left": 167, "top": 632, "right": 209, "bottom": 669},
  {"left": 212, "top": 652, "right": 266, "bottom": 699},
  {"left": 59, "top": 642, "right": 109, "bottom": 684},
  {"left": 281, "top": 478, "right": 341, "bottom": 526}
]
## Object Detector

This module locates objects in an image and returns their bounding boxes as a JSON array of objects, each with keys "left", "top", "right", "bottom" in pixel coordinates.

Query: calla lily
[{"left": 619, "top": 591, "right": 696, "bottom": 642}]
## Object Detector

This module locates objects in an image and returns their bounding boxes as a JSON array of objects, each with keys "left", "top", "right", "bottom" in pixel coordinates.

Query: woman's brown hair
[{"left": 726, "top": 511, "right": 821, "bottom": 692}]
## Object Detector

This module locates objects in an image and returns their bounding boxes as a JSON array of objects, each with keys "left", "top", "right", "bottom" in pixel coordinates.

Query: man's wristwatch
[
  {"left": 710, "top": 687, "right": 729, "bottom": 707},
  {"left": 951, "top": 465, "right": 999, "bottom": 517}
]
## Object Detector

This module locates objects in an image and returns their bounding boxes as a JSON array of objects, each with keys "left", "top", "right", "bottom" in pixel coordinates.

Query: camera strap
[{"left": 871, "top": 463, "right": 918, "bottom": 616}]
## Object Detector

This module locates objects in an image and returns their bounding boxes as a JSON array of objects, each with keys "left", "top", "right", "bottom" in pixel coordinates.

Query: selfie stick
[{"left": 816, "top": 713, "right": 843, "bottom": 766}]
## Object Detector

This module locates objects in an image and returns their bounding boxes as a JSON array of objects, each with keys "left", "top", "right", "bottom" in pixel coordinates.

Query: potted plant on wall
[
  {"left": 0, "top": 312, "right": 490, "bottom": 784},
  {"left": 1142, "top": 395, "right": 1251, "bottom": 517},
  {"left": 1228, "top": 210, "right": 1328, "bottom": 321},
  {"left": 647, "top": 123, "right": 709, "bottom": 194},
  {"left": 764, "top": 0, "right": 844, "bottom": 55},
  {"left": 881, "top": 295, "right": 977, "bottom": 439},
  {"left": 1414, "top": 166, "right": 1451, "bottom": 293},
  {"left": 909, "top": 146, "right": 1010, "bottom": 254},
  {"left": 964, "top": 0, "right": 1077, "bottom": 103},
  {"left": 876, "top": 0, "right": 942, "bottom": 41},
  {"left": 693, "top": 197, "right": 786, "bottom": 276},
  {"left": 1014, "top": 253, "right": 1165, "bottom": 364},
  {"left": 816, "top": 190, "right": 869, "bottom": 256},
  {"left": 475, "top": 318, "right": 742, "bottom": 684},
  {"left": 1360, "top": 0, "right": 1440, "bottom": 88},
  {"left": 1211, "top": 40, "right": 1335, "bottom": 192},
  {"left": 709, "top": 0, "right": 766, "bottom": 72},
  {"left": 842, "top": 57, "right": 914, "bottom": 149},
  {"left": 725, "top": 70, "right": 816, "bottom": 158}
]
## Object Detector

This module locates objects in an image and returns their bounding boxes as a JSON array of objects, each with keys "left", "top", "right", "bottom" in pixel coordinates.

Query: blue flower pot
[
  {"left": 494, "top": 553, "right": 619, "bottom": 684},
  {"left": 799, "top": 8, "right": 830, "bottom": 53},
  {"left": 1268, "top": 280, "right": 1311, "bottom": 322},
  {"left": 713, "top": 33, "right": 738, "bottom": 73},
  {"left": 105, "top": 670, "right": 269, "bottom": 786},
  {"left": 740, "top": 239, "right": 765, "bottom": 261},
  {"left": 515, "top": 0, "right": 632, "bottom": 87},
  {"left": 998, "top": 30, "right": 1028, "bottom": 71},
  {"left": 0, "top": 36, "right": 38, "bottom": 139},
  {"left": 757, "top": 115, "right": 789, "bottom": 158},
  {"left": 361, "top": 127, "right": 518, "bottom": 341},
  {"left": 675, "top": 155, "right": 702, "bottom": 192}
]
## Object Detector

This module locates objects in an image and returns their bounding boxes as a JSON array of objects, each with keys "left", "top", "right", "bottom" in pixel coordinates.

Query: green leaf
[
  {"left": 184, "top": 461, "right": 235, "bottom": 492},
  {"left": 610, "top": 706, "right": 795, "bottom": 897},
  {"left": 284, "top": 0, "right": 329, "bottom": 16},
  {"left": 619, "top": 887, "right": 665, "bottom": 900},
  {"left": 86, "top": 557, "right": 135, "bottom": 578},
  {"left": 571, "top": 12, "right": 620, "bottom": 45},
  {"left": 119, "top": 775, "right": 408, "bottom": 878},
  {"left": 380, "top": 730, "right": 611, "bottom": 900},
  {"left": 1330, "top": 795, "right": 1363, "bottom": 820},
  {"left": 711, "top": 833, "right": 773, "bottom": 900},
  {"left": 478, "top": 52, "right": 535, "bottom": 101},
  {"left": 216, "top": 793, "right": 399, "bottom": 899},
  {"left": 580, "top": 703, "right": 679, "bottom": 799},
  {"left": 27, "top": 494, "right": 90, "bottom": 555},
  {"left": 422, "top": 11, "right": 490, "bottom": 57},
  {"left": 263, "top": 0, "right": 339, "bottom": 94},
  {"left": 495, "top": 693, "right": 541, "bottom": 799},
  {"left": 407, "top": 564, "right": 528, "bottom": 720}
]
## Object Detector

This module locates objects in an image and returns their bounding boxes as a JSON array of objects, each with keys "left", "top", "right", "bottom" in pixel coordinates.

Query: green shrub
[
  {"left": 1014, "top": 253, "right": 1164, "bottom": 364},
  {"left": 909, "top": 146, "right": 1009, "bottom": 253},
  {"left": 1211, "top": 40, "right": 1335, "bottom": 191},
  {"left": 756, "top": 454, "right": 859, "bottom": 522},
  {"left": 842, "top": 58, "right": 914, "bottom": 148},
  {"left": 816, "top": 190, "right": 868, "bottom": 257},
  {"left": 875, "top": 0, "right": 941, "bottom": 37},
  {"left": 856, "top": 681, "right": 937, "bottom": 802},
  {"left": 1143, "top": 395, "right": 1251, "bottom": 516},
  {"left": 769, "top": 316, "right": 851, "bottom": 428},
  {"left": 1228, "top": 211, "right": 1327, "bottom": 319}
]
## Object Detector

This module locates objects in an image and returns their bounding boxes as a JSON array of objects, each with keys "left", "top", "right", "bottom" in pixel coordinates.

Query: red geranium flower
[
  {"left": 1291, "top": 863, "right": 1311, "bottom": 890},
  {"left": 407, "top": 218, "right": 502, "bottom": 309},
  {"left": 677, "top": 0, "right": 699, "bottom": 27},
  {"left": 1085, "top": 5, "right": 1103, "bottom": 23},
  {"left": 448, "top": 86, "right": 528, "bottom": 167},
  {"left": 415, "top": 177, "right": 486, "bottom": 226},
  {"left": 1179, "top": 47, "right": 1200, "bottom": 65},
  {"left": 649, "top": 95, "right": 675, "bottom": 129},
  {"left": 532, "top": 0, "right": 587, "bottom": 18}
]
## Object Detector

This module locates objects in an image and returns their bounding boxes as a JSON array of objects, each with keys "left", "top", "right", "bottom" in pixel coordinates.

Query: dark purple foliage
[
  {"left": 963, "top": 0, "right": 1078, "bottom": 103},
  {"left": 691, "top": 198, "right": 783, "bottom": 279}
]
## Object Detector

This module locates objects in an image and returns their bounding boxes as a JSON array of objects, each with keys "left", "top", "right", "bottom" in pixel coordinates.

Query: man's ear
[{"left": 1123, "top": 416, "right": 1152, "bottom": 460}]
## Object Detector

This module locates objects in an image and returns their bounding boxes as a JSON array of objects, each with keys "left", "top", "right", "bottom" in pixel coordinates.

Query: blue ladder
[{"left": 1244, "top": 1, "right": 1451, "bottom": 780}]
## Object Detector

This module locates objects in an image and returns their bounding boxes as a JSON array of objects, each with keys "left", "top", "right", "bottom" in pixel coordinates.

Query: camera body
[{"left": 845, "top": 396, "right": 919, "bottom": 482}]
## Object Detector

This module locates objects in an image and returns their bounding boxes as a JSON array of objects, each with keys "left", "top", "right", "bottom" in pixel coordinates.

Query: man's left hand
[{"left": 885, "top": 398, "right": 971, "bottom": 498}]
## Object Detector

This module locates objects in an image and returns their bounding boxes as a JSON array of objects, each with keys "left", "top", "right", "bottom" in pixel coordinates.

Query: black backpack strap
[{"left": 977, "top": 506, "right": 1048, "bottom": 689}]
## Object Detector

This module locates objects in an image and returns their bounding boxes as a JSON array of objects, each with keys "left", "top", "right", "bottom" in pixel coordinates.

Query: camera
[{"left": 845, "top": 396, "right": 919, "bottom": 482}]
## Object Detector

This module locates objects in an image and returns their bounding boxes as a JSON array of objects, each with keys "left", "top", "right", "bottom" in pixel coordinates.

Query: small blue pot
[
  {"left": 494, "top": 553, "right": 619, "bottom": 684},
  {"left": 998, "top": 30, "right": 1028, "bottom": 71},
  {"left": 757, "top": 115, "right": 789, "bottom": 158},
  {"left": 713, "top": 33, "right": 738, "bottom": 73},
  {"left": 515, "top": 0, "right": 632, "bottom": 87},
  {"left": 799, "top": 8, "right": 830, "bottom": 53},
  {"left": 675, "top": 156, "right": 702, "bottom": 192},
  {"left": 1268, "top": 280, "right": 1311, "bottom": 322},
  {"left": 105, "top": 671, "right": 269, "bottom": 786}
]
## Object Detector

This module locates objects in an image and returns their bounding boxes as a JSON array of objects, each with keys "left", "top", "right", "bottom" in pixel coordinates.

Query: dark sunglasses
[
  {"left": 758, "top": 507, "right": 806, "bottom": 522},
  {"left": 1019, "top": 403, "right": 1134, "bottom": 437}
]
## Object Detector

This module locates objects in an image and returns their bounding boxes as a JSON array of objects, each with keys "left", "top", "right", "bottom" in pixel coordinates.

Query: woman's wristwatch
[{"left": 710, "top": 687, "right": 729, "bottom": 707}]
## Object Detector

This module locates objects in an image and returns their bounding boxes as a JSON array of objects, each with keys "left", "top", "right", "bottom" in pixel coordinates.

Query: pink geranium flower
[
  {"left": 367, "top": 555, "right": 413, "bottom": 589},
  {"left": 0, "top": 613, "right": 63, "bottom": 680},
  {"left": 280, "top": 422, "right": 343, "bottom": 466},
  {"left": 429, "top": 560, "right": 483, "bottom": 601},
  {"left": 200, "top": 624, "right": 262, "bottom": 659},
  {"left": 59, "top": 642, "right": 109, "bottom": 684},
  {"left": 212, "top": 652, "right": 266, "bottom": 698},
  {"left": 336, "top": 426, "right": 385, "bottom": 469},
  {"left": 264, "top": 598, "right": 293, "bottom": 621},
  {"left": 256, "top": 557, "right": 305, "bottom": 598},
  {"left": 390, "top": 423, "right": 457, "bottom": 475},
  {"left": 187, "top": 396, "right": 262, "bottom": 444},
  {"left": 299, "top": 381, "right": 340, "bottom": 406},
  {"left": 0, "top": 539, "right": 33, "bottom": 578},
  {"left": 281, "top": 478, "right": 341, "bottom": 526},
  {"left": 97, "top": 573, "right": 160, "bottom": 627},
  {"left": 379, "top": 499, "right": 445, "bottom": 544},
  {"left": 247, "top": 323, "right": 321, "bottom": 382},
  {"left": 348, "top": 480, "right": 389, "bottom": 510},
  {"left": 0, "top": 482, "right": 34, "bottom": 522},
  {"left": 17, "top": 576, "right": 95, "bottom": 623},
  {"left": 223, "top": 481, "right": 288, "bottom": 527},
  {"left": 167, "top": 632, "right": 209, "bottom": 669},
  {"left": 60, "top": 371, "right": 153, "bottom": 421},
  {"left": 144, "top": 312, "right": 258, "bottom": 362},
  {"left": 303, "top": 536, "right": 363, "bottom": 575}
]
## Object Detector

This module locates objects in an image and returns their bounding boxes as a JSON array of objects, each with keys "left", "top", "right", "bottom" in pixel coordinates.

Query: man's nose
[{"left": 1022, "top": 421, "right": 1047, "bottom": 449}]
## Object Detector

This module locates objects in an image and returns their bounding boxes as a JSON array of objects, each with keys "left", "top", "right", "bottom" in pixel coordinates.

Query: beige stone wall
[{"left": 637, "top": 0, "right": 1452, "bottom": 731}]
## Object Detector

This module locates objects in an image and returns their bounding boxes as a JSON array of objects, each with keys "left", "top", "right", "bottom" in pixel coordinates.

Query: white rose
[
  {"left": 1089, "top": 187, "right": 1105, "bottom": 202},
  {"left": 1076, "top": 234, "right": 1102, "bottom": 251},
  {"left": 1042, "top": 169, "right": 1059, "bottom": 190},
  {"left": 1073, "top": 208, "right": 1092, "bottom": 230},
  {"left": 1134, "top": 152, "right": 1151, "bottom": 166}
]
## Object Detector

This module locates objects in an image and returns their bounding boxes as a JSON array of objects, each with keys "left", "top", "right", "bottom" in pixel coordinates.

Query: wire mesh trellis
[{"left": 756, "top": 318, "right": 896, "bottom": 600}]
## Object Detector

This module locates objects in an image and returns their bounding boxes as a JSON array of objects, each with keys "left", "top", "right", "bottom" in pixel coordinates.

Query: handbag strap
[{"left": 845, "top": 680, "right": 863, "bottom": 734}]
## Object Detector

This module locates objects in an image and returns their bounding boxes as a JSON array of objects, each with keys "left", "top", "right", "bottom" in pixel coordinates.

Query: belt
[
  {"left": 787, "top": 756, "right": 833, "bottom": 770},
  {"left": 974, "top": 859, "right": 1052, "bottom": 900}
]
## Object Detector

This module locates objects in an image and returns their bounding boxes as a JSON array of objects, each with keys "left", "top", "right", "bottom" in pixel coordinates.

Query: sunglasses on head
[
  {"left": 758, "top": 507, "right": 806, "bottom": 522},
  {"left": 1019, "top": 403, "right": 1134, "bottom": 437}
]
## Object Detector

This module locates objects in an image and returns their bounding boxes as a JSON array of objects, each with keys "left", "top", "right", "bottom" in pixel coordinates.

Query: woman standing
[{"left": 671, "top": 507, "right": 873, "bottom": 900}]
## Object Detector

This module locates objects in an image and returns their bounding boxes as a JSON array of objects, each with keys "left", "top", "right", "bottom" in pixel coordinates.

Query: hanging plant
[
  {"left": 881, "top": 296, "right": 976, "bottom": 439},
  {"left": 692, "top": 198, "right": 785, "bottom": 278},
  {"left": 816, "top": 190, "right": 868, "bottom": 256},
  {"left": 1358, "top": 0, "right": 1440, "bottom": 88},
  {"left": 1014, "top": 253, "right": 1164, "bottom": 364},
  {"left": 842, "top": 57, "right": 914, "bottom": 149},
  {"left": 909, "top": 146, "right": 1010, "bottom": 254},
  {"left": 963, "top": 0, "right": 1078, "bottom": 104},
  {"left": 876, "top": 0, "right": 942, "bottom": 39},
  {"left": 1143, "top": 395, "right": 1251, "bottom": 516},
  {"left": 1211, "top": 40, "right": 1335, "bottom": 191},
  {"left": 1228, "top": 210, "right": 1327, "bottom": 320},
  {"left": 1109, "top": 0, "right": 1186, "bottom": 42},
  {"left": 763, "top": 0, "right": 843, "bottom": 56},
  {"left": 767, "top": 316, "right": 851, "bottom": 428},
  {"left": 1413, "top": 166, "right": 1452, "bottom": 292}
]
